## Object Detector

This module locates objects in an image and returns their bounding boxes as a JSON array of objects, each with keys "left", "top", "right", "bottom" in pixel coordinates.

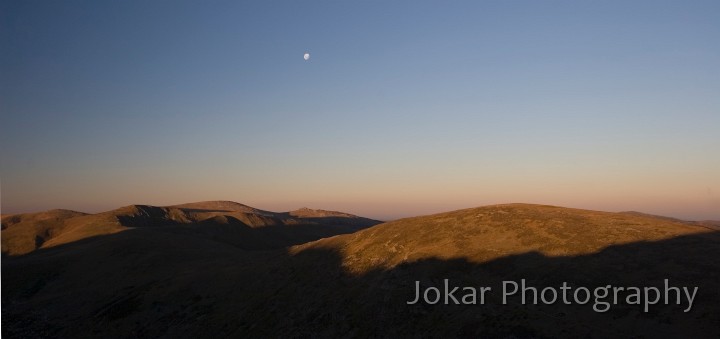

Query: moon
[{"left": 303, "top": 53, "right": 310, "bottom": 61}]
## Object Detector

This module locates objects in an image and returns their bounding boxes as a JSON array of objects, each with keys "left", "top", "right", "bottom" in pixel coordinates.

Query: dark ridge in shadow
[
  {"left": 162, "top": 220, "right": 369, "bottom": 250},
  {"left": 3, "top": 229, "right": 719, "bottom": 338},
  {"left": 114, "top": 207, "right": 380, "bottom": 229}
]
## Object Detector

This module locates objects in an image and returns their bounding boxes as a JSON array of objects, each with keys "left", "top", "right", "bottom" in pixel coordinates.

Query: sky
[{"left": 1, "top": 0, "right": 719, "bottom": 220}]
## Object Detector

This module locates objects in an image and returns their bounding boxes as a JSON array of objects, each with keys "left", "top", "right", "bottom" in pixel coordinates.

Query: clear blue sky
[{"left": 1, "top": 0, "right": 719, "bottom": 220}]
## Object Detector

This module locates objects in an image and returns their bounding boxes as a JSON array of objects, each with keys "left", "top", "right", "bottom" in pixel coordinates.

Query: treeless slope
[
  {"left": 1, "top": 210, "right": 89, "bottom": 255},
  {"left": 295, "top": 203, "right": 712, "bottom": 274},
  {"left": 289, "top": 207, "right": 356, "bottom": 218},
  {"left": 2, "top": 203, "right": 719, "bottom": 337},
  {"left": 287, "top": 207, "right": 382, "bottom": 229},
  {"left": 1, "top": 201, "right": 382, "bottom": 255},
  {"left": 284, "top": 204, "right": 718, "bottom": 337},
  {"left": 169, "top": 200, "right": 275, "bottom": 215},
  {"left": 2, "top": 205, "right": 160, "bottom": 255},
  {"left": 695, "top": 220, "right": 720, "bottom": 230}
]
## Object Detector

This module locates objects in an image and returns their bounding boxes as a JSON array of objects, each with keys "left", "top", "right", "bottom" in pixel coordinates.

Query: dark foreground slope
[{"left": 3, "top": 204, "right": 719, "bottom": 338}]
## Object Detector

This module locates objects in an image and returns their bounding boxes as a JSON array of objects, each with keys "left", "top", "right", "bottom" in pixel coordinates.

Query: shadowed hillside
[
  {"left": 1, "top": 201, "right": 381, "bottom": 255},
  {"left": 2, "top": 204, "right": 719, "bottom": 338}
]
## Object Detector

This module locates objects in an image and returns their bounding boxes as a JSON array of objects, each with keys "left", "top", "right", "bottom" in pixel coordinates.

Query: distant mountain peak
[
  {"left": 2, "top": 200, "right": 382, "bottom": 255},
  {"left": 289, "top": 207, "right": 356, "bottom": 218},
  {"left": 168, "top": 201, "right": 260, "bottom": 212}
]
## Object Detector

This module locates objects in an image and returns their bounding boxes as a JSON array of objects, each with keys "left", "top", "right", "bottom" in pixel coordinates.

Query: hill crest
[
  {"left": 293, "top": 203, "right": 714, "bottom": 274},
  {"left": 1, "top": 201, "right": 382, "bottom": 255}
]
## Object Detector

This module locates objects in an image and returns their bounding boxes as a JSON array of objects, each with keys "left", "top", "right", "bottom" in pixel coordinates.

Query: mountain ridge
[
  {"left": 3, "top": 202, "right": 719, "bottom": 337},
  {"left": 1, "top": 200, "right": 381, "bottom": 256},
  {"left": 292, "top": 203, "right": 714, "bottom": 274}
]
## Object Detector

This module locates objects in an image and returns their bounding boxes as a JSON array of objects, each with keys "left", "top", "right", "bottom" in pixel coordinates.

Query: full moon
[{"left": 303, "top": 53, "right": 310, "bottom": 61}]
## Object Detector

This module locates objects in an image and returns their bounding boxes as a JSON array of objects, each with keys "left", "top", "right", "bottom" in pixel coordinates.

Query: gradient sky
[{"left": 1, "top": 0, "right": 719, "bottom": 220}]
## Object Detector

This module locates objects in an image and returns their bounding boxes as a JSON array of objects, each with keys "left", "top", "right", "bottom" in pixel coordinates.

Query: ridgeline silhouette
[{"left": 2, "top": 203, "right": 719, "bottom": 337}]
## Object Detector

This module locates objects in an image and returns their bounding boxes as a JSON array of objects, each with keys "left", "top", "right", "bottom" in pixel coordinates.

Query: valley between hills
[{"left": 2, "top": 201, "right": 719, "bottom": 338}]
